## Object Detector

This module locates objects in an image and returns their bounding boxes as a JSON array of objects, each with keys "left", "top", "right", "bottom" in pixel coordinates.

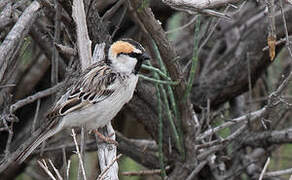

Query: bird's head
[{"left": 108, "top": 39, "right": 150, "bottom": 74}]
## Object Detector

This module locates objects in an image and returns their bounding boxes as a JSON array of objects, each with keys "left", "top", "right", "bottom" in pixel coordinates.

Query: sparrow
[{"left": 17, "top": 39, "right": 150, "bottom": 162}]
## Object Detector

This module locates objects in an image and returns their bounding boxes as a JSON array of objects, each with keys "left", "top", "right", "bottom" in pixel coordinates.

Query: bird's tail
[{"left": 16, "top": 122, "right": 61, "bottom": 163}]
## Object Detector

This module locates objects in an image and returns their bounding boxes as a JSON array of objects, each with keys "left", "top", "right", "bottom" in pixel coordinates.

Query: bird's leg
[{"left": 93, "top": 129, "right": 118, "bottom": 146}]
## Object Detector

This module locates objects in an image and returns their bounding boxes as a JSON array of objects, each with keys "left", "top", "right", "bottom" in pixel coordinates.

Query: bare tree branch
[
  {"left": 96, "top": 124, "right": 119, "bottom": 180},
  {"left": 162, "top": 0, "right": 241, "bottom": 9},
  {"left": 10, "top": 82, "right": 63, "bottom": 113},
  {"left": 0, "top": 1, "right": 41, "bottom": 82},
  {"left": 72, "top": 0, "right": 92, "bottom": 70},
  {"left": 0, "top": 3, "right": 13, "bottom": 30}
]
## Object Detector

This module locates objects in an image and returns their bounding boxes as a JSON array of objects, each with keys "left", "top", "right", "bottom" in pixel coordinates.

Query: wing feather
[{"left": 47, "top": 61, "right": 118, "bottom": 119}]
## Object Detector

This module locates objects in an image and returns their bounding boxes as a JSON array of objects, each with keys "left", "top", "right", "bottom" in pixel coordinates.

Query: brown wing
[{"left": 47, "top": 61, "right": 117, "bottom": 119}]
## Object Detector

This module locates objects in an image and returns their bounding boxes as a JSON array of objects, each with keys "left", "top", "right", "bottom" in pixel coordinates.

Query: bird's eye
[
  {"left": 117, "top": 52, "right": 140, "bottom": 58},
  {"left": 128, "top": 52, "right": 140, "bottom": 58}
]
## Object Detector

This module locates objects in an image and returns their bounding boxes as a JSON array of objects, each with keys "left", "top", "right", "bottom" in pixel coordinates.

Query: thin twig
[
  {"left": 102, "top": 0, "right": 125, "bottom": 20},
  {"left": 37, "top": 159, "right": 57, "bottom": 180},
  {"left": 71, "top": 129, "right": 87, "bottom": 180},
  {"left": 111, "top": 4, "right": 127, "bottom": 38},
  {"left": 3, "top": 118, "right": 13, "bottom": 158},
  {"left": 259, "top": 157, "right": 270, "bottom": 180},
  {"left": 121, "top": 166, "right": 170, "bottom": 176},
  {"left": 265, "top": 167, "right": 292, "bottom": 177},
  {"left": 78, "top": 126, "right": 86, "bottom": 180},
  {"left": 62, "top": 148, "right": 68, "bottom": 180},
  {"left": 162, "top": 0, "right": 239, "bottom": 10},
  {"left": 186, "top": 160, "right": 208, "bottom": 180},
  {"left": 51, "top": 0, "right": 61, "bottom": 85},
  {"left": 48, "top": 159, "right": 63, "bottom": 180},
  {"left": 0, "top": 84, "right": 15, "bottom": 88},
  {"left": 279, "top": 0, "right": 292, "bottom": 57},
  {"left": 196, "top": 123, "right": 247, "bottom": 149},
  {"left": 247, "top": 52, "right": 253, "bottom": 128},
  {"left": 31, "top": 98, "right": 40, "bottom": 133},
  {"left": 166, "top": 16, "right": 197, "bottom": 34},
  {"left": 97, "top": 154, "right": 122, "bottom": 180},
  {"left": 196, "top": 107, "right": 267, "bottom": 141},
  {"left": 66, "top": 160, "right": 71, "bottom": 180},
  {"left": 199, "top": 4, "right": 231, "bottom": 56},
  {"left": 10, "top": 82, "right": 63, "bottom": 113}
]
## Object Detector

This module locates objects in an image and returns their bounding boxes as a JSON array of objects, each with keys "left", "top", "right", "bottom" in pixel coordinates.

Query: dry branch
[
  {"left": 162, "top": 0, "right": 236, "bottom": 19},
  {"left": 0, "top": 0, "right": 10, "bottom": 10},
  {"left": 97, "top": 154, "right": 122, "bottom": 180},
  {"left": 0, "top": 1, "right": 41, "bottom": 82},
  {"left": 96, "top": 124, "right": 119, "bottom": 180},
  {"left": 265, "top": 167, "right": 292, "bottom": 177},
  {"left": 121, "top": 166, "right": 170, "bottom": 176},
  {"left": 259, "top": 157, "right": 270, "bottom": 180},
  {"left": 196, "top": 107, "right": 267, "bottom": 141},
  {"left": 10, "top": 82, "right": 63, "bottom": 113},
  {"left": 162, "top": 0, "right": 241, "bottom": 9},
  {"left": 37, "top": 159, "right": 58, "bottom": 180},
  {"left": 0, "top": 3, "right": 13, "bottom": 30},
  {"left": 129, "top": 0, "right": 194, "bottom": 147},
  {"left": 72, "top": 0, "right": 92, "bottom": 70}
]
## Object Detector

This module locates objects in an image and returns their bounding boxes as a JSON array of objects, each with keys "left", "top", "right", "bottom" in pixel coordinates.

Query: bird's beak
[{"left": 140, "top": 52, "right": 150, "bottom": 61}]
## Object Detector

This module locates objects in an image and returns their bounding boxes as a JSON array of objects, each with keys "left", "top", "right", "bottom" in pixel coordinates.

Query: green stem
[
  {"left": 159, "top": 84, "right": 183, "bottom": 156},
  {"left": 155, "top": 74, "right": 166, "bottom": 178},
  {"left": 152, "top": 41, "right": 184, "bottom": 158},
  {"left": 141, "top": 64, "right": 171, "bottom": 80},
  {"left": 152, "top": 42, "right": 167, "bottom": 73},
  {"left": 166, "top": 85, "right": 185, "bottom": 159},
  {"left": 184, "top": 15, "right": 200, "bottom": 101},
  {"left": 139, "top": 74, "right": 179, "bottom": 85}
]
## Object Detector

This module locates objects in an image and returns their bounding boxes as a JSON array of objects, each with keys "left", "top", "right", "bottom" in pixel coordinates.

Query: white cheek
[{"left": 112, "top": 55, "right": 137, "bottom": 73}]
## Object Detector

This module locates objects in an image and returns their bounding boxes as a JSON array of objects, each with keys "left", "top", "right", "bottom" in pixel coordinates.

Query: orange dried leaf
[{"left": 268, "top": 35, "right": 276, "bottom": 61}]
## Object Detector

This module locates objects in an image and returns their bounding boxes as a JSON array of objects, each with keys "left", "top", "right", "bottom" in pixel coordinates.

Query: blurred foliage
[
  {"left": 166, "top": 12, "right": 183, "bottom": 41},
  {"left": 119, "top": 156, "right": 142, "bottom": 180}
]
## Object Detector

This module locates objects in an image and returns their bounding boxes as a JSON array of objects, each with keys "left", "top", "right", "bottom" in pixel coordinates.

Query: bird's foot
[{"left": 93, "top": 129, "right": 118, "bottom": 146}]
